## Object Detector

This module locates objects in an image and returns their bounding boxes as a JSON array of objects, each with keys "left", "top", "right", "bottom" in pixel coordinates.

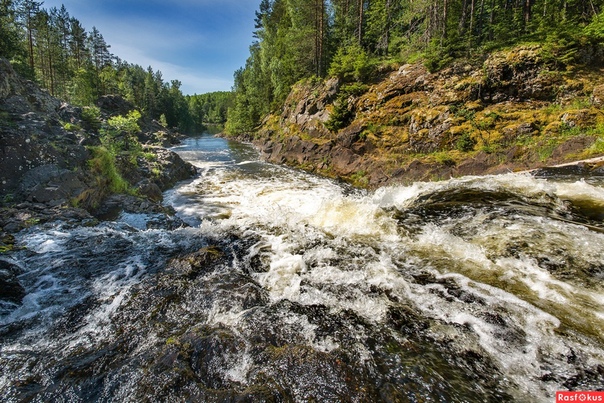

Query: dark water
[{"left": 1, "top": 133, "right": 603, "bottom": 402}]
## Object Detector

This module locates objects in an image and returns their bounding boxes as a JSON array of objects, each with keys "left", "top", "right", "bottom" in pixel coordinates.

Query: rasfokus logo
[{"left": 557, "top": 392, "right": 604, "bottom": 402}]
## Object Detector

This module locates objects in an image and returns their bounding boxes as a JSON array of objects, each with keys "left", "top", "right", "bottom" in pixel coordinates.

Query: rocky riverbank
[
  {"left": 241, "top": 45, "right": 604, "bottom": 187},
  {"left": 0, "top": 58, "right": 196, "bottom": 249}
]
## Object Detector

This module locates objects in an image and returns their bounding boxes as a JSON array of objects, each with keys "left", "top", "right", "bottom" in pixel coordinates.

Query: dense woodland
[
  {"left": 226, "top": 0, "right": 604, "bottom": 134},
  {"left": 1, "top": 0, "right": 603, "bottom": 136},
  {"left": 0, "top": 0, "right": 232, "bottom": 132}
]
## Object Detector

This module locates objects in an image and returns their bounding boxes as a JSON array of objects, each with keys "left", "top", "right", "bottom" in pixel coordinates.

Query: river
[{"left": 1, "top": 133, "right": 603, "bottom": 402}]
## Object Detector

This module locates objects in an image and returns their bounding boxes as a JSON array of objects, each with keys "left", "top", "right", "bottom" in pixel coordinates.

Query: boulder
[
  {"left": 149, "top": 148, "right": 197, "bottom": 190},
  {"left": 0, "top": 260, "right": 25, "bottom": 304},
  {"left": 135, "top": 179, "right": 163, "bottom": 202},
  {"left": 18, "top": 164, "right": 87, "bottom": 206}
]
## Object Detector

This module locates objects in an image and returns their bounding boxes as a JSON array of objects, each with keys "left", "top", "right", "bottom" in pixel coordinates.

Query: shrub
[
  {"left": 106, "top": 110, "right": 141, "bottom": 135},
  {"left": 100, "top": 110, "right": 143, "bottom": 155},
  {"left": 456, "top": 133, "right": 477, "bottom": 152},
  {"left": 88, "top": 146, "right": 130, "bottom": 193},
  {"left": 81, "top": 106, "right": 102, "bottom": 131},
  {"left": 325, "top": 96, "right": 354, "bottom": 132},
  {"left": 63, "top": 122, "right": 81, "bottom": 132},
  {"left": 328, "top": 43, "right": 378, "bottom": 82}
]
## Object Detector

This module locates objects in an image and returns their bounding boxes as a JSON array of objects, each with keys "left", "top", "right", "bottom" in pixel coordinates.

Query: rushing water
[{"left": 1, "top": 133, "right": 604, "bottom": 402}]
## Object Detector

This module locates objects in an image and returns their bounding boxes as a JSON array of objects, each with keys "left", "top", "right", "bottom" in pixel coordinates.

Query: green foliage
[
  {"left": 69, "top": 68, "right": 99, "bottom": 106},
  {"left": 81, "top": 106, "right": 101, "bottom": 131},
  {"left": 63, "top": 122, "right": 81, "bottom": 132},
  {"left": 584, "top": 11, "right": 604, "bottom": 42},
  {"left": 328, "top": 43, "right": 377, "bottom": 82},
  {"left": 0, "top": 1, "right": 203, "bottom": 132},
  {"left": 325, "top": 96, "right": 353, "bottom": 132},
  {"left": 423, "top": 40, "right": 454, "bottom": 73},
  {"left": 588, "top": 124, "right": 604, "bottom": 154},
  {"left": 100, "top": 110, "right": 143, "bottom": 156},
  {"left": 456, "top": 133, "right": 477, "bottom": 152},
  {"left": 159, "top": 114, "right": 168, "bottom": 128},
  {"left": 88, "top": 146, "right": 130, "bottom": 194},
  {"left": 106, "top": 110, "right": 141, "bottom": 135},
  {"left": 187, "top": 91, "right": 233, "bottom": 132},
  {"left": 227, "top": 0, "right": 604, "bottom": 135},
  {"left": 341, "top": 82, "right": 369, "bottom": 96}
]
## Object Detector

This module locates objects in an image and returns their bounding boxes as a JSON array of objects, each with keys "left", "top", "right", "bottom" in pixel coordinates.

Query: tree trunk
[
  {"left": 384, "top": 0, "right": 392, "bottom": 54},
  {"left": 442, "top": 0, "right": 449, "bottom": 42},
  {"left": 357, "top": 0, "right": 364, "bottom": 45},
  {"left": 524, "top": 0, "right": 531, "bottom": 30},
  {"left": 459, "top": 0, "right": 468, "bottom": 34},
  {"left": 469, "top": 0, "right": 476, "bottom": 47},
  {"left": 27, "top": 14, "right": 35, "bottom": 72}
]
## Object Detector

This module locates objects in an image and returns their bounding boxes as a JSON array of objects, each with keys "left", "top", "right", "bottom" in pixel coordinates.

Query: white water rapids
[
  {"left": 167, "top": 135, "right": 604, "bottom": 400},
  {"left": 1, "top": 133, "right": 603, "bottom": 401}
]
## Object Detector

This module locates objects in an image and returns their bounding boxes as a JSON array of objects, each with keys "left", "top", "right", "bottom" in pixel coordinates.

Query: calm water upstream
[{"left": 1, "top": 133, "right": 603, "bottom": 402}]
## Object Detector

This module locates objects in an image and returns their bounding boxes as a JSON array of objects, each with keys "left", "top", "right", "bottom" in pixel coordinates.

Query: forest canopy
[
  {"left": 1, "top": 0, "right": 602, "bottom": 135},
  {"left": 0, "top": 0, "right": 233, "bottom": 132},
  {"left": 225, "top": 0, "right": 604, "bottom": 134}
]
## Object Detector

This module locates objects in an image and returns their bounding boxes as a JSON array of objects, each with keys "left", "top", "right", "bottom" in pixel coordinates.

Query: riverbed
[{"left": 1, "top": 133, "right": 603, "bottom": 401}]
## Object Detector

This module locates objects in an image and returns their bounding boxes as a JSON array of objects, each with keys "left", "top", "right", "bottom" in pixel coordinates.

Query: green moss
[
  {"left": 63, "top": 122, "right": 81, "bottom": 132},
  {"left": 432, "top": 152, "right": 456, "bottom": 165},
  {"left": 350, "top": 170, "right": 369, "bottom": 187},
  {"left": 143, "top": 152, "right": 157, "bottom": 161}
]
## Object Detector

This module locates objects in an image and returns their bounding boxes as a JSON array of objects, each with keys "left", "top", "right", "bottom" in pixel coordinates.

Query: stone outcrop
[
  {"left": 0, "top": 58, "right": 196, "bottom": 235},
  {"left": 248, "top": 46, "right": 604, "bottom": 187},
  {"left": 0, "top": 259, "right": 25, "bottom": 304}
]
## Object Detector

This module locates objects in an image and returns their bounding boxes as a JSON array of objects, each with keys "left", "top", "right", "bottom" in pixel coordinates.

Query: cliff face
[
  {"left": 251, "top": 46, "right": 604, "bottom": 187},
  {"left": 0, "top": 58, "right": 196, "bottom": 239}
]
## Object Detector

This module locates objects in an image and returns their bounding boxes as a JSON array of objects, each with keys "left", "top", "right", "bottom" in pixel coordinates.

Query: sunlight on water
[
  {"left": 166, "top": 136, "right": 604, "bottom": 401},
  {"left": 3, "top": 134, "right": 604, "bottom": 402}
]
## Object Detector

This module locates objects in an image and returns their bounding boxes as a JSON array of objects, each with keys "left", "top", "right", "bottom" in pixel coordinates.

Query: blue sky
[{"left": 41, "top": 0, "right": 259, "bottom": 95}]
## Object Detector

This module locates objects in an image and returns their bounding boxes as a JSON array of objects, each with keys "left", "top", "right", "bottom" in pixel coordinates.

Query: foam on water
[
  {"left": 167, "top": 138, "right": 604, "bottom": 399},
  {"left": 4, "top": 135, "right": 604, "bottom": 401}
]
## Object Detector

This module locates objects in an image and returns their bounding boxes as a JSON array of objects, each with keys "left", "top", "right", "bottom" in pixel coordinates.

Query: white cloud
[
  {"left": 110, "top": 43, "right": 231, "bottom": 94},
  {"left": 41, "top": 0, "right": 257, "bottom": 94}
]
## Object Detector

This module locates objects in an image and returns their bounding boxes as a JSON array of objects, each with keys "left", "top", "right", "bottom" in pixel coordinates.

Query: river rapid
[{"left": 1, "top": 133, "right": 603, "bottom": 402}]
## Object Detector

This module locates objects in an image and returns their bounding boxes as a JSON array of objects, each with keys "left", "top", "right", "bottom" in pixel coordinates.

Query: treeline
[
  {"left": 226, "top": 0, "right": 604, "bottom": 134},
  {"left": 0, "top": 0, "right": 232, "bottom": 132}
]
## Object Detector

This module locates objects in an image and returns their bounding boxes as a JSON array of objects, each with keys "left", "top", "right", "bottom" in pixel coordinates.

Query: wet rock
[
  {"left": 184, "top": 326, "right": 246, "bottom": 389},
  {"left": 135, "top": 179, "right": 163, "bottom": 202},
  {"left": 169, "top": 246, "right": 224, "bottom": 279},
  {"left": 0, "top": 260, "right": 25, "bottom": 303},
  {"left": 148, "top": 148, "right": 198, "bottom": 191}
]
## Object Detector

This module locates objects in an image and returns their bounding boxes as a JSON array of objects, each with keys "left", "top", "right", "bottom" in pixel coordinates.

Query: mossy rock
[
  {"left": 543, "top": 121, "right": 563, "bottom": 136},
  {"left": 560, "top": 109, "right": 598, "bottom": 128},
  {"left": 592, "top": 84, "right": 604, "bottom": 107}
]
